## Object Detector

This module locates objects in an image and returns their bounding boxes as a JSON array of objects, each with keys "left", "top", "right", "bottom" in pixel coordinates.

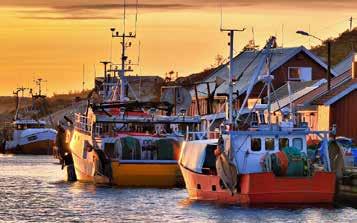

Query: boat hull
[
  {"left": 180, "top": 165, "right": 336, "bottom": 204},
  {"left": 111, "top": 161, "right": 183, "bottom": 187},
  {"left": 5, "top": 139, "right": 54, "bottom": 155},
  {"left": 70, "top": 130, "right": 183, "bottom": 187},
  {"left": 72, "top": 154, "right": 183, "bottom": 187}
]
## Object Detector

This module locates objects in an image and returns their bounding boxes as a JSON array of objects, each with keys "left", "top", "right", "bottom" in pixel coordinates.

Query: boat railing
[
  {"left": 185, "top": 131, "right": 220, "bottom": 141},
  {"left": 74, "top": 113, "right": 92, "bottom": 134}
]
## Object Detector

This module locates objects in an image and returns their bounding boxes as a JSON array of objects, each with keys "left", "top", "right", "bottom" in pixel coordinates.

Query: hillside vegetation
[
  {"left": 311, "top": 28, "right": 357, "bottom": 65},
  {"left": 0, "top": 90, "right": 91, "bottom": 123}
]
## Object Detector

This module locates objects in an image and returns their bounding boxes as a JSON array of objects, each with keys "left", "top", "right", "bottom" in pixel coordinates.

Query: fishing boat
[
  {"left": 70, "top": 100, "right": 200, "bottom": 186},
  {"left": 179, "top": 35, "right": 337, "bottom": 205},
  {"left": 3, "top": 86, "right": 57, "bottom": 155},
  {"left": 66, "top": 1, "right": 201, "bottom": 187}
]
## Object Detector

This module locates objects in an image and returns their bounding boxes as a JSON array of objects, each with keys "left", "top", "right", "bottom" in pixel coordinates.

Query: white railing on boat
[
  {"left": 74, "top": 113, "right": 92, "bottom": 134},
  {"left": 185, "top": 131, "right": 220, "bottom": 141}
]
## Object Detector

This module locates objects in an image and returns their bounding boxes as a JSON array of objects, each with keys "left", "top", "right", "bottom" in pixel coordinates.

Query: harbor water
[{"left": 0, "top": 155, "right": 356, "bottom": 223}]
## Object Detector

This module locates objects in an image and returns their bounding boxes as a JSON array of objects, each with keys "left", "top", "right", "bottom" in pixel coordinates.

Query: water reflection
[{"left": 0, "top": 155, "right": 356, "bottom": 222}]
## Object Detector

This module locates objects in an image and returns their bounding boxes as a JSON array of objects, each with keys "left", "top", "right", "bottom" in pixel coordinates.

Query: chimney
[{"left": 352, "top": 53, "right": 357, "bottom": 79}]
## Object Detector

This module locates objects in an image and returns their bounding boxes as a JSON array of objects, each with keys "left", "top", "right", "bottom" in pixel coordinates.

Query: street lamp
[{"left": 296, "top": 30, "right": 331, "bottom": 91}]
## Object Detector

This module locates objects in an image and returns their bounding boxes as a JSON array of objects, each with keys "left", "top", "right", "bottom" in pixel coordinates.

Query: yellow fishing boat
[{"left": 68, "top": 102, "right": 199, "bottom": 187}]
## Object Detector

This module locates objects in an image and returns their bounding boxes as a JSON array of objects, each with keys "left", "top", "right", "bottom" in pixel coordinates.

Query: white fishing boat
[
  {"left": 4, "top": 119, "right": 56, "bottom": 155},
  {"left": 3, "top": 86, "right": 57, "bottom": 155}
]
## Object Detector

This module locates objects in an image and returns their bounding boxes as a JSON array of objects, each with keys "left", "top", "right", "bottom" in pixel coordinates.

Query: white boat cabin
[
  {"left": 225, "top": 129, "right": 308, "bottom": 174},
  {"left": 13, "top": 120, "right": 46, "bottom": 130}
]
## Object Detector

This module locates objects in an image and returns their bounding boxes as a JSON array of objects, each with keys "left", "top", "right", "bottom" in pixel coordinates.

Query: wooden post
[
  {"left": 206, "top": 82, "right": 211, "bottom": 114},
  {"left": 194, "top": 85, "right": 201, "bottom": 116}
]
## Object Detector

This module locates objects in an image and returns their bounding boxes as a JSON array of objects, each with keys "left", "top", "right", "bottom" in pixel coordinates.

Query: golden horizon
[{"left": 1, "top": 1, "right": 357, "bottom": 96}]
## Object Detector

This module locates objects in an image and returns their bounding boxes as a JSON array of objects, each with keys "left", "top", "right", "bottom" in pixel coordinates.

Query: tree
[{"left": 214, "top": 54, "right": 224, "bottom": 66}]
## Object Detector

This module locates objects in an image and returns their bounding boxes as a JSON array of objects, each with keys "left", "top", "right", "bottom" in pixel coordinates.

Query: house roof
[
  {"left": 333, "top": 52, "right": 355, "bottom": 76},
  {"left": 293, "top": 72, "right": 352, "bottom": 107},
  {"left": 269, "top": 80, "right": 326, "bottom": 111},
  {"left": 270, "top": 80, "right": 321, "bottom": 103},
  {"left": 192, "top": 46, "right": 334, "bottom": 98},
  {"left": 313, "top": 78, "right": 357, "bottom": 105}
]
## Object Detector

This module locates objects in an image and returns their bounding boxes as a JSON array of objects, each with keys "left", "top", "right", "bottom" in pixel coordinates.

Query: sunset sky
[{"left": 1, "top": 0, "right": 357, "bottom": 96}]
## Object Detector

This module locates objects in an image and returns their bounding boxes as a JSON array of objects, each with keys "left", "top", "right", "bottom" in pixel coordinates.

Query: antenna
[
  {"left": 281, "top": 24, "right": 284, "bottom": 48},
  {"left": 110, "top": 0, "right": 138, "bottom": 101},
  {"left": 252, "top": 27, "right": 255, "bottom": 47},
  {"left": 110, "top": 34, "right": 113, "bottom": 62},
  {"left": 219, "top": 1, "right": 245, "bottom": 125},
  {"left": 82, "top": 64, "right": 85, "bottom": 92},
  {"left": 134, "top": 0, "right": 139, "bottom": 35},
  {"left": 93, "top": 64, "right": 97, "bottom": 78},
  {"left": 33, "top": 77, "right": 47, "bottom": 98},
  {"left": 221, "top": 28, "right": 245, "bottom": 125},
  {"left": 123, "top": 0, "right": 126, "bottom": 35},
  {"left": 138, "top": 41, "right": 142, "bottom": 74},
  {"left": 219, "top": 0, "right": 223, "bottom": 31},
  {"left": 308, "top": 24, "right": 311, "bottom": 48}
]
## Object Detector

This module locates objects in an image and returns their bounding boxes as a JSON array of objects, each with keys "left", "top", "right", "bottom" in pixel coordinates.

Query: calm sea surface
[{"left": 0, "top": 155, "right": 356, "bottom": 223}]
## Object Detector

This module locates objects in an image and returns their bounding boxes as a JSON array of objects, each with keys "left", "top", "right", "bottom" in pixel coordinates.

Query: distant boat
[
  {"left": 3, "top": 86, "right": 57, "bottom": 155},
  {"left": 4, "top": 119, "right": 56, "bottom": 155}
]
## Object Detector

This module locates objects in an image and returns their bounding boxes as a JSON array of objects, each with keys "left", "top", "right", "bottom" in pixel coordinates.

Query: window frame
[
  {"left": 250, "top": 137, "right": 262, "bottom": 152},
  {"left": 279, "top": 138, "right": 290, "bottom": 150},
  {"left": 292, "top": 138, "right": 304, "bottom": 151},
  {"left": 265, "top": 137, "right": 275, "bottom": 151},
  {"left": 288, "top": 67, "right": 312, "bottom": 81}
]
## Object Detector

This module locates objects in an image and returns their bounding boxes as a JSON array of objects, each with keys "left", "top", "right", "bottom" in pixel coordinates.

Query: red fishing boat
[{"left": 179, "top": 35, "right": 337, "bottom": 205}]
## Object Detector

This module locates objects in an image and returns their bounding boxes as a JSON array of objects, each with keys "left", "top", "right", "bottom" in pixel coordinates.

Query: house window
[
  {"left": 288, "top": 67, "right": 312, "bottom": 81},
  {"left": 251, "top": 138, "right": 261, "bottom": 152}
]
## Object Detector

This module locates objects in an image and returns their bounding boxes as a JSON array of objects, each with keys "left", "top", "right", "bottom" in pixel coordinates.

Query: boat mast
[
  {"left": 220, "top": 28, "right": 245, "bottom": 125},
  {"left": 33, "top": 78, "right": 46, "bottom": 98},
  {"left": 13, "top": 86, "right": 30, "bottom": 120},
  {"left": 110, "top": 0, "right": 137, "bottom": 101}
]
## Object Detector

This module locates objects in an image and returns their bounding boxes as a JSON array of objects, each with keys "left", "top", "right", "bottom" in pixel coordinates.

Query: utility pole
[
  {"left": 350, "top": 16, "right": 353, "bottom": 31},
  {"left": 327, "top": 41, "right": 331, "bottom": 91},
  {"left": 220, "top": 27, "right": 245, "bottom": 125},
  {"left": 296, "top": 30, "right": 331, "bottom": 91}
]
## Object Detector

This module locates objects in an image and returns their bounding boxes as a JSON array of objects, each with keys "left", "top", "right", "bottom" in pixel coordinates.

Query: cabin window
[
  {"left": 83, "top": 140, "right": 91, "bottom": 159},
  {"left": 265, "top": 138, "right": 275, "bottom": 151},
  {"left": 16, "top": 124, "right": 25, "bottom": 130},
  {"left": 82, "top": 146, "right": 87, "bottom": 159},
  {"left": 251, "top": 138, "right": 261, "bottom": 152},
  {"left": 27, "top": 135, "right": 38, "bottom": 142},
  {"left": 279, "top": 138, "right": 289, "bottom": 150},
  {"left": 288, "top": 67, "right": 312, "bottom": 81},
  {"left": 293, "top": 138, "right": 303, "bottom": 151}
]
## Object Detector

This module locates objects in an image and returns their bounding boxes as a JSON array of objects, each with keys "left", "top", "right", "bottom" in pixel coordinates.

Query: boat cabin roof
[
  {"left": 93, "top": 114, "right": 201, "bottom": 124},
  {"left": 14, "top": 119, "right": 46, "bottom": 125}
]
